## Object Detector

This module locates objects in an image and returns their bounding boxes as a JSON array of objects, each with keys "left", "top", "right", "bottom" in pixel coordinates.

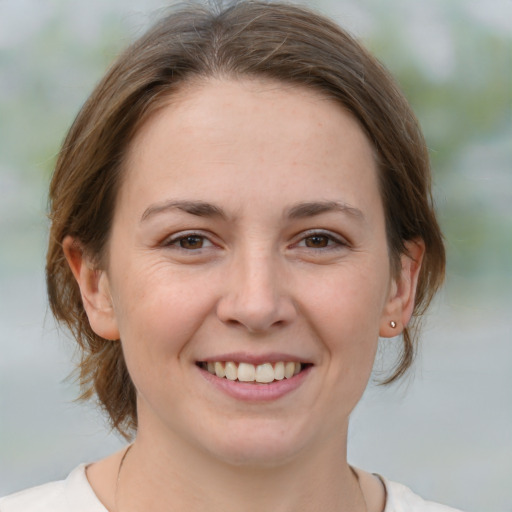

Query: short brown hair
[{"left": 46, "top": 0, "right": 445, "bottom": 437}]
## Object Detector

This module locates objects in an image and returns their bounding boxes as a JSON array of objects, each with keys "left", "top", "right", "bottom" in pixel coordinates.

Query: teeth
[
  {"left": 274, "top": 361, "right": 285, "bottom": 380},
  {"left": 255, "top": 363, "right": 274, "bottom": 383},
  {"left": 238, "top": 362, "right": 255, "bottom": 382},
  {"left": 225, "top": 361, "right": 237, "bottom": 381},
  {"left": 203, "top": 361, "right": 304, "bottom": 383},
  {"left": 284, "top": 361, "right": 295, "bottom": 379},
  {"left": 214, "top": 361, "right": 225, "bottom": 378}
]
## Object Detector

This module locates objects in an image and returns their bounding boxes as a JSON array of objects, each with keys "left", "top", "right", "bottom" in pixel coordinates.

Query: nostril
[{"left": 215, "top": 278, "right": 297, "bottom": 333}]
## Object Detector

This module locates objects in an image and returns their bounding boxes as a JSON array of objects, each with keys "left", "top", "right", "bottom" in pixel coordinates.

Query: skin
[{"left": 64, "top": 78, "right": 424, "bottom": 512}]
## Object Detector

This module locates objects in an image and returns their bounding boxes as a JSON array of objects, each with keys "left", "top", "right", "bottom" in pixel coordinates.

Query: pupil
[
  {"left": 306, "top": 235, "right": 328, "bottom": 248},
  {"left": 181, "top": 236, "right": 203, "bottom": 249}
]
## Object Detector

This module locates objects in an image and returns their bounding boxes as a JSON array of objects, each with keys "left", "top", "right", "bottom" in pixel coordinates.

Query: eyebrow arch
[
  {"left": 286, "top": 201, "right": 365, "bottom": 221},
  {"left": 141, "top": 200, "right": 226, "bottom": 222}
]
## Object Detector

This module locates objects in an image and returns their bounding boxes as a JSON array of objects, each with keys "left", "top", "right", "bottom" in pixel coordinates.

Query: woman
[{"left": 0, "top": 1, "right": 462, "bottom": 511}]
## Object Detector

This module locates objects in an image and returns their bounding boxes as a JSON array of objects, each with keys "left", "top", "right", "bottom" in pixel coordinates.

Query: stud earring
[{"left": 390, "top": 321, "right": 397, "bottom": 328}]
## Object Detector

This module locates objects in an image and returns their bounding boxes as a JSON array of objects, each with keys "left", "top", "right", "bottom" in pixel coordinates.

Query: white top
[{"left": 0, "top": 465, "right": 464, "bottom": 512}]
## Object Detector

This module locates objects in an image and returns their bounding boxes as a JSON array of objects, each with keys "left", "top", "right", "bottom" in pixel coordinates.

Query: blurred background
[{"left": 0, "top": 0, "right": 510, "bottom": 510}]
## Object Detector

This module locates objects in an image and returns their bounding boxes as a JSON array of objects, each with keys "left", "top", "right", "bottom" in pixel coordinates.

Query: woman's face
[{"left": 82, "top": 78, "right": 416, "bottom": 465}]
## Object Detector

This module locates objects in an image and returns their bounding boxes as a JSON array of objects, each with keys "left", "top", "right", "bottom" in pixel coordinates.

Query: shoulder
[
  {"left": 383, "top": 477, "right": 465, "bottom": 512},
  {"left": 0, "top": 465, "right": 107, "bottom": 512}
]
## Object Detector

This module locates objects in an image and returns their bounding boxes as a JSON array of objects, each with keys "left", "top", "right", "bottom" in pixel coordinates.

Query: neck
[{"left": 116, "top": 427, "right": 365, "bottom": 512}]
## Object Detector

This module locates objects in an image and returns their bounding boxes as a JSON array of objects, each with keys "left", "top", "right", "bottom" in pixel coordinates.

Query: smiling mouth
[{"left": 197, "top": 361, "right": 309, "bottom": 384}]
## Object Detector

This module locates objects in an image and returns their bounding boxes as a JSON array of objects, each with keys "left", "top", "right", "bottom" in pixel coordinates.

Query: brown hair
[{"left": 47, "top": 0, "right": 445, "bottom": 437}]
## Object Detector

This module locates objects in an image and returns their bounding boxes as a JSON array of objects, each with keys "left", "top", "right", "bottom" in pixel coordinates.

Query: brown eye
[
  {"left": 179, "top": 235, "right": 205, "bottom": 249},
  {"left": 304, "top": 235, "right": 330, "bottom": 248}
]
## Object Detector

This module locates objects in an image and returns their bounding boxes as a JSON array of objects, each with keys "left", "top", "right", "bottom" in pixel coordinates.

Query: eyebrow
[
  {"left": 140, "top": 199, "right": 364, "bottom": 223},
  {"left": 141, "top": 200, "right": 226, "bottom": 222},
  {"left": 286, "top": 201, "right": 365, "bottom": 221}
]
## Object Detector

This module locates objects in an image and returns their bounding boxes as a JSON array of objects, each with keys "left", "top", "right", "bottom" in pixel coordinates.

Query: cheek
[
  {"left": 110, "top": 266, "right": 217, "bottom": 374},
  {"left": 112, "top": 255, "right": 211, "bottom": 326},
  {"left": 306, "top": 264, "right": 388, "bottom": 335},
  {"left": 302, "top": 264, "right": 388, "bottom": 379}
]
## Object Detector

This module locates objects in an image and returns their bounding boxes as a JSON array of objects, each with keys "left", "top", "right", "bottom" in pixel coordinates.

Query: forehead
[
  {"left": 119, "top": 78, "right": 380, "bottom": 219},
  {"left": 129, "top": 77, "right": 353, "bottom": 151}
]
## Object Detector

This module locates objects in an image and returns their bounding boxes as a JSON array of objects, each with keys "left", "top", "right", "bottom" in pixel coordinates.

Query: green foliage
[
  {"left": 1, "top": 1, "right": 510, "bottom": 282},
  {"left": 360, "top": 1, "right": 512, "bottom": 282}
]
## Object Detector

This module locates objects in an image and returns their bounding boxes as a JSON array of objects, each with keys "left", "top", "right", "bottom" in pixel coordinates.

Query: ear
[
  {"left": 62, "top": 236, "right": 120, "bottom": 341},
  {"left": 379, "top": 239, "right": 425, "bottom": 338}
]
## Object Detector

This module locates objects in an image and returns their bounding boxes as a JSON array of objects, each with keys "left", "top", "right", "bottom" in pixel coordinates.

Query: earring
[{"left": 390, "top": 321, "right": 397, "bottom": 328}]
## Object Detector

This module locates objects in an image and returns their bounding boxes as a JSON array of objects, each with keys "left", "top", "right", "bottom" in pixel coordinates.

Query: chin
[
  {"left": 208, "top": 442, "right": 302, "bottom": 469},
  {"left": 198, "top": 418, "right": 313, "bottom": 468}
]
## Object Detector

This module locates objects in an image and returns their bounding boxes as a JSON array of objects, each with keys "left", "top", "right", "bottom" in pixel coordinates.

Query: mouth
[{"left": 197, "top": 361, "right": 311, "bottom": 384}]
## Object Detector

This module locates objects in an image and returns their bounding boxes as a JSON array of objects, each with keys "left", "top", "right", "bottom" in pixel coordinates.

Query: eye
[
  {"left": 165, "top": 233, "right": 214, "bottom": 250},
  {"left": 303, "top": 234, "right": 333, "bottom": 248},
  {"left": 295, "top": 231, "right": 347, "bottom": 250},
  {"left": 178, "top": 235, "right": 207, "bottom": 250}
]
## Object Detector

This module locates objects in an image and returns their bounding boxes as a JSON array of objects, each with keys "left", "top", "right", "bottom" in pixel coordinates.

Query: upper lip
[{"left": 197, "top": 352, "right": 313, "bottom": 365}]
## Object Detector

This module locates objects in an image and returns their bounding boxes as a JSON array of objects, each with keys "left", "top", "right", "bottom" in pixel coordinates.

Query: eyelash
[
  {"left": 162, "top": 230, "right": 349, "bottom": 253},
  {"left": 163, "top": 232, "right": 215, "bottom": 251},
  {"left": 293, "top": 230, "right": 349, "bottom": 251}
]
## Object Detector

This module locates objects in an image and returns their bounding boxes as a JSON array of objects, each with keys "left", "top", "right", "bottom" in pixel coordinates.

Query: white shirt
[{"left": 0, "top": 465, "right": 464, "bottom": 512}]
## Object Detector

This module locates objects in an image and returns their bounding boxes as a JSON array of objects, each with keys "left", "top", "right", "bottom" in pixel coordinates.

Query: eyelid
[
  {"left": 162, "top": 230, "right": 217, "bottom": 249},
  {"left": 292, "top": 229, "right": 350, "bottom": 249},
  {"left": 160, "top": 229, "right": 349, "bottom": 250}
]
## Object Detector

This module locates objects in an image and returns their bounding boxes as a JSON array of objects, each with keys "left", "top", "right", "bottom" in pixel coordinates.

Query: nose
[{"left": 216, "top": 250, "right": 297, "bottom": 333}]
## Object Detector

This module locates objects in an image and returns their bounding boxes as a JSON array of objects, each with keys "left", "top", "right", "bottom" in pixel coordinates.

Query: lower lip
[{"left": 197, "top": 365, "right": 312, "bottom": 401}]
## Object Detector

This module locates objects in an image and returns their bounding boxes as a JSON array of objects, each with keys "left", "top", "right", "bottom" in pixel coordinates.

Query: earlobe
[
  {"left": 62, "top": 236, "right": 120, "bottom": 341},
  {"left": 380, "top": 239, "right": 425, "bottom": 338}
]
